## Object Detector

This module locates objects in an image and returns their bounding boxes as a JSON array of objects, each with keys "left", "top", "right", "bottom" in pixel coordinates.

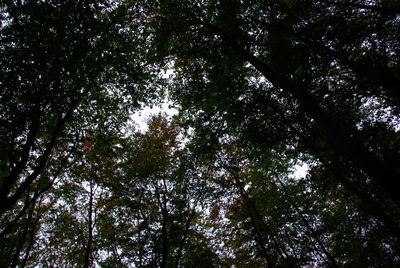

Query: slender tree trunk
[
  {"left": 0, "top": 100, "right": 78, "bottom": 217},
  {"left": 21, "top": 200, "right": 43, "bottom": 268},
  {"left": 160, "top": 216, "right": 168, "bottom": 268},
  {"left": 236, "top": 176, "right": 293, "bottom": 267},
  {"left": 155, "top": 178, "right": 169, "bottom": 268},
  {"left": 20, "top": 222, "right": 37, "bottom": 268},
  {"left": 175, "top": 208, "right": 195, "bottom": 268},
  {"left": 290, "top": 202, "right": 339, "bottom": 267},
  {"left": 137, "top": 217, "right": 143, "bottom": 268},
  {"left": 160, "top": 192, "right": 169, "bottom": 268},
  {"left": 0, "top": 143, "right": 76, "bottom": 239},
  {"left": 222, "top": 162, "right": 295, "bottom": 267},
  {"left": 10, "top": 200, "right": 36, "bottom": 268},
  {"left": 10, "top": 223, "right": 29, "bottom": 268},
  {"left": 84, "top": 179, "right": 94, "bottom": 268},
  {"left": 0, "top": 113, "right": 41, "bottom": 202}
]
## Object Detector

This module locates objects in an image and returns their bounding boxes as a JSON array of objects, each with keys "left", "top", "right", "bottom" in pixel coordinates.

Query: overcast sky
[{"left": 130, "top": 101, "right": 178, "bottom": 132}]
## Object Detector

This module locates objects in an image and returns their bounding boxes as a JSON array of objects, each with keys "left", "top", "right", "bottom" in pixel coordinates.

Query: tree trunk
[
  {"left": 175, "top": 208, "right": 195, "bottom": 268},
  {"left": 10, "top": 200, "right": 36, "bottom": 268},
  {"left": 224, "top": 162, "right": 294, "bottom": 267},
  {"left": 241, "top": 47, "right": 400, "bottom": 207},
  {"left": 200, "top": 19, "right": 400, "bottom": 207},
  {"left": 160, "top": 217, "right": 168, "bottom": 268},
  {"left": 291, "top": 201, "right": 339, "bottom": 267},
  {"left": 0, "top": 100, "right": 77, "bottom": 217},
  {"left": 83, "top": 179, "right": 94, "bottom": 268}
]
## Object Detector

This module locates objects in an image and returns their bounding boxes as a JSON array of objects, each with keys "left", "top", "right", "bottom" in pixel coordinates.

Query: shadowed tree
[
  {"left": 0, "top": 0, "right": 157, "bottom": 236},
  {"left": 147, "top": 0, "right": 400, "bottom": 237}
]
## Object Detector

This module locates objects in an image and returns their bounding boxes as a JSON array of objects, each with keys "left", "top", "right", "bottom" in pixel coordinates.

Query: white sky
[{"left": 130, "top": 101, "right": 178, "bottom": 132}]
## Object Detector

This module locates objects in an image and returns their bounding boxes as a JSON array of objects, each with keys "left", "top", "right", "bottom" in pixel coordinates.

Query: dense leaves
[{"left": 1, "top": 0, "right": 400, "bottom": 267}]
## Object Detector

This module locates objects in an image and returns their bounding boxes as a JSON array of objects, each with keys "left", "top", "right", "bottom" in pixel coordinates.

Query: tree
[
  {"left": 148, "top": 0, "right": 400, "bottom": 235},
  {"left": 0, "top": 1, "right": 158, "bottom": 261},
  {"left": 89, "top": 115, "right": 219, "bottom": 267},
  {"left": 200, "top": 137, "right": 399, "bottom": 266},
  {"left": 4, "top": 110, "right": 126, "bottom": 267},
  {"left": 2, "top": 0, "right": 400, "bottom": 266},
  {"left": 0, "top": 0, "right": 158, "bottom": 226}
]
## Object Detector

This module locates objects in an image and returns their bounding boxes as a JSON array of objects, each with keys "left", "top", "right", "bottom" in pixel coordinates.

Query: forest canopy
[{"left": 1, "top": 0, "right": 400, "bottom": 267}]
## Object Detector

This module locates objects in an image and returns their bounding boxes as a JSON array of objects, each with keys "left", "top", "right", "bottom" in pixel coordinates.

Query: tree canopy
[{"left": 1, "top": 0, "right": 400, "bottom": 267}]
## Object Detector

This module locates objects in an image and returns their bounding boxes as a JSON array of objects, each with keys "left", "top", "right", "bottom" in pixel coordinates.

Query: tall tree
[
  {"left": 2, "top": 0, "right": 400, "bottom": 266},
  {"left": 201, "top": 137, "right": 400, "bottom": 266},
  {"left": 0, "top": 0, "right": 156, "bottom": 225},
  {"left": 94, "top": 115, "right": 219, "bottom": 267},
  {"left": 148, "top": 0, "right": 400, "bottom": 233}
]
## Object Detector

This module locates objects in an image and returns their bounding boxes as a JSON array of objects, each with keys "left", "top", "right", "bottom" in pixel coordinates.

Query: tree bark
[
  {"left": 240, "top": 46, "right": 400, "bottom": 207},
  {"left": 9, "top": 199, "right": 36, "bottom": 268},
  {"left": 175, "top": 208, "right": 195, "bottom": 268},
  {"left": 83, "top": 179, "right": 95, "bottom": 268},
  {"left": 0, "top": 113, "right": 41, "bottom": 204},
  {"left": 0, "top": 142, "right": 76, "bottom": 239},
  {"left": 291, "top": 201, "right": 339, "bottom": 267},
  {"left": 223, "top": 162, "right": 294, "bottom": 267},
  {"left": 0, "top": 100, "right": 77, "bottom": 217},
  {"left": 198, "top": 16, "right": 400, "bottom": 208}
]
